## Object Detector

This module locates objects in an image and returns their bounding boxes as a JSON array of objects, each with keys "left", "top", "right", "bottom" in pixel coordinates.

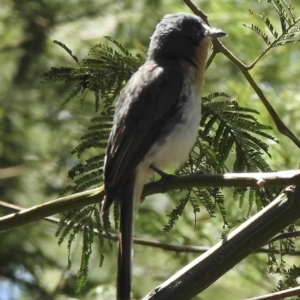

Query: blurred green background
[{"left": 1, "top": 0, "right": 300, "bottom": 299}]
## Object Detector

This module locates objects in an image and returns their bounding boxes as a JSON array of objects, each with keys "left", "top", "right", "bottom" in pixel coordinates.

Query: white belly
[{"left": 143, "top": 80, "right": 201, "bottom": 169}]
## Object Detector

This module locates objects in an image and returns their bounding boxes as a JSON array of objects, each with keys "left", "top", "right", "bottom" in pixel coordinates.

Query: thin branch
[
  {"left": 3, "top": 200, "right": 300, "bottom": 256},
  {"left": 246, "top": 286, "right": 300, "bottom": 300},
  {"left": 0, "top": 186, "right": 104, "bottom": 231},
  {"left": 182, "top": 0, "right": 208, "bottom": 22},
  {"left": 183, "top": 0, "right": 300, "bottom": 149},
  {"left": 0, "top": 165, "right": 27, "bottom": 179},
  {"left": 248, "top": 16, "right": 300, "bottom": 69},
  {"left": 216, "top": 42, "right": 300, "bottom": 149},
  {"left": 0, "top": 170, "right": 299, "bottom": 231},
  {"left": 145, "top": 170, "right": 300, "bottom": 196},
  {"left": 206, "top": 50, "right": 217, "bottom": 70},
  {"left": 0, "top": 201, "right": 59, "bottom": 224},
  {"left": 268, "top": 231, "right": 300, "bottom": 243}
]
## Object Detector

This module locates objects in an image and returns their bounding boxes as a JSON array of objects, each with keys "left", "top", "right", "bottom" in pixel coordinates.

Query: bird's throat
[{"left": 189, "top": 37, "right": 211, "bottom": 93}]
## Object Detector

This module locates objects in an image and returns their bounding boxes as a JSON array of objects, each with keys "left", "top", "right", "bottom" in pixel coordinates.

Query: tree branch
[
  {"left": 0, "top": 170, "right": 299, "bottom": 231},
  {"left": 0, "top": 186, "right": 104, "bottom": 231},
  {"left": 183, "top": 0, "right": 300, "bottom": 149},
  {"left": 0, "top": 165, "right": 27, "bottom": 179},
  {"left": 143, "top": 187, "right": 300, "bottom": 300},
  {"left": 3, "top": 199, "right": 300, "bottom": 256},
  {"left": 246, "top": 286, "right": 300, "bottom": 300}
]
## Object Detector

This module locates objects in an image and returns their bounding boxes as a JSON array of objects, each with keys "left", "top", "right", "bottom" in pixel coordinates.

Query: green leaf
[{"left": 53, "top": 40, "right": 80, "bottom": 64}]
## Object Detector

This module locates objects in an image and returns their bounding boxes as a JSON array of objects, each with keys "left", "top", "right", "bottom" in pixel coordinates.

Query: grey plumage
[{"left": 102, "top": 13, "right": 225, "bottom": 299}]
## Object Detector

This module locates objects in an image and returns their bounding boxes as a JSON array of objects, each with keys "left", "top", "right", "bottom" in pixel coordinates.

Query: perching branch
[
  {"left": 0, "top": 187, "right": 104, "bottom": 232},
  {"left": 0, "top": 170, "right": 299, "bottom": 231}
]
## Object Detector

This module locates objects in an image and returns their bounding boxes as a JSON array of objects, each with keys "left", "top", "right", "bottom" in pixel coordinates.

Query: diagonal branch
[
  {"left": 213, "top": 40, "right": 300, "bottom": 148},
  {"left": 246, "top": 286, "right": 300, "bottom": 300},
  {"left": 143, "top": 186, "right": 300, "bottom": 300},
  {"left": 183, "top": 0, "right": 300, "bottom": 149}
]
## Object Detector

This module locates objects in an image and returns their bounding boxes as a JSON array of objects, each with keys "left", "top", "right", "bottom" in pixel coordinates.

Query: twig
[
  {"left": 3, "top": 200, "right": 300, "bottom": 256},
  {"left": 182, "top": 0, "right": 208, "bottom": 22},
  {"left": 268, "top": 231, "right": 300, "bottom": 243},
  {"left": 0, "top": 165, "right": 27, "bottom": 179},
  {"left": 248, "top": 16, "right": 300, "bottom": 69},
  {"left": 246, "top": 286, "right": 300, "bottom": 300}
]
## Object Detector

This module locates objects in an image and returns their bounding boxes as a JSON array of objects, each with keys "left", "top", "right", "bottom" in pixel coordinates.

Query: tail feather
[{"left": 117, "top": 173, "right": 136, "bottom": 300}]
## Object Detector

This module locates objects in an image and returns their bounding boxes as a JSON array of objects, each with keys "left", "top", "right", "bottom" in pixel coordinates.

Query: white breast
[{"left": 143, "top": 79, "right": 201, "bottom": 169}]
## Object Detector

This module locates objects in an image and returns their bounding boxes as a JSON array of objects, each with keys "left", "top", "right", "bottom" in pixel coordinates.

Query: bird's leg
[
  {"left": 150, "top": 164, "right": 176, "bottom": 184},
  {"left": 150, "top": 164, "right": 169, "bottom": 178}
]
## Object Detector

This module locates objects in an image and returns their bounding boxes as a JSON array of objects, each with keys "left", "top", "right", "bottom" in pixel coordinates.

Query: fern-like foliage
[
  {"left": 244, "top": 0, "right": 300, "bottom": 48},
  {"left": 267, "top": 222, "right": 300, "bottom": 295},
  {"left": 163, "top": 93, "right": 277, "bottom": 232},
  {"left": 54, "top": 111, "right": 115, "bottom": 292},
  {"left": 201, "top": 95, "right": 276, "bottom": 172},
  {"left": 44, "top": 37, "right": 146, "bottom": 110}
]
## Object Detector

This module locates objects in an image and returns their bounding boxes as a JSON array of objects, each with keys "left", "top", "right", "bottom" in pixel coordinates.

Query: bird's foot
[{"left": 150, "top": 164, "right": 176, "bottom": 185}]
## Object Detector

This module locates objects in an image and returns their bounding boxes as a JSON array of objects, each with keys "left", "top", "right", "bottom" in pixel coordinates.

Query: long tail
[{"left": 117, "top": 173, "right": 136, "bottom": 300}]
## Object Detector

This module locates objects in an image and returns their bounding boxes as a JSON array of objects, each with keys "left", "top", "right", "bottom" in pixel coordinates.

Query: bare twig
[
  {"left": 268, "top": 231, "right": 300, "bottom": 243},
  {"left": 182, "top": 0, "right": 208, "bottom": 22},
  {"left": 0, "top": 165, "right": 27, "bottom": 179},
  {"left": 246, "top": 286, "right": 300, "bottom": 300},
  {"left": 3, "top": 200, "right": 300, "bottom": 256}
]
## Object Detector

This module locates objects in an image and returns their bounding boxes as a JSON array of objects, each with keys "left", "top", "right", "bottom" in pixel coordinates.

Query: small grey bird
[{"left": 102, "top": 12, "right": 225, "bottom": 300}]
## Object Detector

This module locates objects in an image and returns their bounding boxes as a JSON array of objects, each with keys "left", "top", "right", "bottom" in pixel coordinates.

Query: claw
[{"left": 150, "top": 164, "right": 176, "bottom": 185}]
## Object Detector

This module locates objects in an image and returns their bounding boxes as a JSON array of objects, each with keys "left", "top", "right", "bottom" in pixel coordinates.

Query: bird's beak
[{"left": 203, "top": 23, "right": 226, "bottom": 38}]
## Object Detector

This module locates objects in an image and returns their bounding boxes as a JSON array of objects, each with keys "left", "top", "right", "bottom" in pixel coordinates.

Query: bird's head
[{"left": 148, "top": 13, "right": 226, "bottom": 62}]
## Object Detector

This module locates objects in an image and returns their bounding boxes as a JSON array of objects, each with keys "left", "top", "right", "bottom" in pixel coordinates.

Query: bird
[{"left": 102, "top": 12, "right": 226, "bottom": 300}]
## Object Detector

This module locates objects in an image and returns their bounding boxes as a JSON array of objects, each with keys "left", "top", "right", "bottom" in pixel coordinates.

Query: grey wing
[{"left": 103, "top": 62, "right": 184, "bottom": 211}]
